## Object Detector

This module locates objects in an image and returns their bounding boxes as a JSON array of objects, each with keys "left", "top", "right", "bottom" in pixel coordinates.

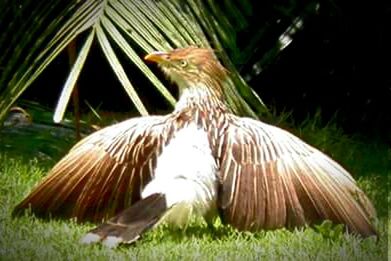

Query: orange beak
[{"left": 144, "top": 51, "right": 168, "bottom": 64}]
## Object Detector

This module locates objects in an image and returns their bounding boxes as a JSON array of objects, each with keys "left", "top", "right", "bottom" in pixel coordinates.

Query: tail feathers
[{"left": 81, "top": 193, "right": 167, "bottom": 248}]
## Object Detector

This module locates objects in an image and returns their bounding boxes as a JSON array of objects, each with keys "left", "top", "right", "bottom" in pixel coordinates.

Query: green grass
[{"left": 0, "top": 116, "right": 389, "bottom": 260}]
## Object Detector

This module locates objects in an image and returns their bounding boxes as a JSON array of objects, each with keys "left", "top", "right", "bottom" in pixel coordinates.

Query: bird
[
  {"left": 3, "top": 106, "right": 32, "bottom": 127},
  {"left": 13, "top": 46, "right": 377, "bottom": 248}
]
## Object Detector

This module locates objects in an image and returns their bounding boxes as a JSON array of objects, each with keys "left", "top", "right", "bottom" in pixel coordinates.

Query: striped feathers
[
  {"left": 218, "top": 116, "right": 377, "bottom": 236},
  {"left": 13, "top": 116, "right": 170, "bottom": 222}
]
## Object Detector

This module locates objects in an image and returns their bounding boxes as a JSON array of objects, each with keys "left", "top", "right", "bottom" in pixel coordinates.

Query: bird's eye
[{"left": 179, "top": 60, "right": 188, "bottom": 67}]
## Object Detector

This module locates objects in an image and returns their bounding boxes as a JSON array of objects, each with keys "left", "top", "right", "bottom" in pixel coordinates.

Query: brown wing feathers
[
  {"left": 13, "top": 117, "right": 168, "bottom": 222},
  {"left": 14, "top": 112, "right": 376, "bottom": 237},
  {"left": 218, "top": 117, "right": 377, "bottom": 236},
  {"left": 12, "top": 46, "right": 377, "bottom": 247}
]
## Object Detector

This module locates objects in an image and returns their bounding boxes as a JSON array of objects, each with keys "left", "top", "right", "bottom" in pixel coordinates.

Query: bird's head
[{"left": 144, "top": 47, "right": 228, "bottom": 90}]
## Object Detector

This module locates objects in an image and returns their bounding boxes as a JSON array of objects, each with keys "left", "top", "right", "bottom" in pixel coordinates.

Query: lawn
[{"left": 0, "top": 116, "right": 389, "bottom": 260}]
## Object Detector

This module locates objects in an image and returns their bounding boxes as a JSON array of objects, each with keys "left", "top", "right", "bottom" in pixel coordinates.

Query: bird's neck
[{"left": 174, "top": 82, "right": 229, "bottom": 114}]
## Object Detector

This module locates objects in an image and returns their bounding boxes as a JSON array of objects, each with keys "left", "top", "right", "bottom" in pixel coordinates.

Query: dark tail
[{"left": 81, "top": 193, "right": 167, "bottom": 248}]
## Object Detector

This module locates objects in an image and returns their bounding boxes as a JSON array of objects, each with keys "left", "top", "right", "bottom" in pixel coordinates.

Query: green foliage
[
  {"left": 0, "top": 0, "right": 271, "bottom": 126},
  {"left": 314, "top": 220, "right": 345, "bottom": 241},
  {"left": 0, "top": 100, "right": 95, "bottom": 164}
]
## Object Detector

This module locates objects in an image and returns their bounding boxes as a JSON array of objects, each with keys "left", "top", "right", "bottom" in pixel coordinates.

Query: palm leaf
[
  {"left": 0, "top": 0, "right": 271, "bottom": 125},
  {"left": 53, "top": 31, "right": 95, "bottom": 123}
]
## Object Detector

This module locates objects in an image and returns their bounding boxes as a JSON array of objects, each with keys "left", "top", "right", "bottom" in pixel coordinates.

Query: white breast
[{"left": 141, "top": 122, "right": 218, "bottom": 226}]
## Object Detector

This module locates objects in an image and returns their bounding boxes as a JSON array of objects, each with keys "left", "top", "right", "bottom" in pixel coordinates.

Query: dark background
[{"left": 20, "top": 1, "right": 389, "bottom": 142}]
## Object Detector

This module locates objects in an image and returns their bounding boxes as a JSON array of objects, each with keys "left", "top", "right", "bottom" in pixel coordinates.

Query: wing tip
[{"left": 12, "top": 200, "right": 34, "bottom": 218}]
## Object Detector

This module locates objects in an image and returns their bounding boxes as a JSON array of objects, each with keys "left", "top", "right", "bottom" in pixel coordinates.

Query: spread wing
[
  {"left": 14, "top": 116, "right": 171, "bottom": 222},
  {"left": 218, "top": 116, "right": 377, "bottom": 236}
]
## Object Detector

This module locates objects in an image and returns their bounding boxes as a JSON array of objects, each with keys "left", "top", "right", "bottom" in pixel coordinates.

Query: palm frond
[
  {"left": 53, "top": 31, "right": 95, "bottom": 123},
  {"left": 0, "top": 0, "right": 271, "bottom": 125}
]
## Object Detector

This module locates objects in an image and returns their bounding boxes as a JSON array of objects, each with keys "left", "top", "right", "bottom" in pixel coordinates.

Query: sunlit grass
[{"left": 0, "top": 114, "right": 389, "bottom": 260}]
